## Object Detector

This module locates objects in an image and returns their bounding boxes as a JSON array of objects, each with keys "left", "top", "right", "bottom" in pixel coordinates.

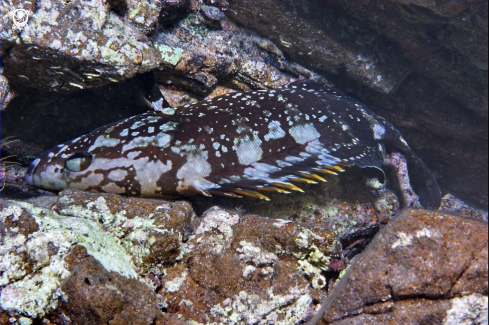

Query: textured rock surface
[
  {"left": 325, "top": 0, "right": 488, "bottom": 116},
  {"left": 313, "top": 208, "right": 488, "bottom": 324},
  {"left": 226, "top": 0, "right": 411, "bottom": 94},
  {"left": 1, "top": 190, "right": 487, "bottom": 324},
  {"left": 1, "top": 0, "right": 162, "bottom": 92},
  {"left": 0, "top": 181, "right": 399, "bottom": 324},
  {"left": 0, "top": 191, "right": 196, "bottom": 323},
  {"left": 0, "top": 74, "right": 15, "bottom": 111},
  {"left": 53, "top": 247, "right": 170, "bottom": 325},
  {"left": 160, "top": 207, "right": 340, "bottom": 324}
]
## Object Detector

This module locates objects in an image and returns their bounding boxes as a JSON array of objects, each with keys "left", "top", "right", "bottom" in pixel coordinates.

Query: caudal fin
[{"left": 403, "top": 149, "right": 441, "bottom": 209}]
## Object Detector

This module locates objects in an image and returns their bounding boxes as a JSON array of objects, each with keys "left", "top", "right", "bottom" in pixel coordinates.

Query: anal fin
[
  {"left": 273, "top": 182, "right": 305, "bottom": 193},
  {"left": 256, "top": 186, "right": 291, "bottom": 194},
  {"left": 233, "top": 189, "right": 271, "bottom": 201}
]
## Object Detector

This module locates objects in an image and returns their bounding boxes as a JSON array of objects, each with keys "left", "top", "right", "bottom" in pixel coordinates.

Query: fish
[{"left": 25, "top": 81, "right": 442, "bottom": 209}]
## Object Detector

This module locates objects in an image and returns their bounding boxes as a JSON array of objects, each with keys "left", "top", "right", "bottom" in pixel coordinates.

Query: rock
[
  {"left": 53, "top": 189, "right": 198, "bottom": 272},
  {"left": 159, "top": 207, "right": 342, "bottom": 324},
  {"left": 310, "top": 208, "right": 488, "bottom": 324},
  {"left": 0, "top": 74, "right": 15, "bottom": 111},
  {"left": 125, "top": 0, "right": 163, "bottom": 31},
  {"left": 0, "top": 191, "right": 196, "bottom": 323},
  {"left": 226, "top": 0, "right": 411, "bottom": 94},
  {"left": 391, "top": 0, "right": 472, "bottom": 18},
  {"left": 1, "top": 185, "right": 486, "bottom": 323},
  {"left": 153, "top": 12, "right": 303, "bottom": 97},
  {"left": 440, "top": 194, "right": 488, "bottom": 222},
  {"left": 0, "top": 1, "right": 37, "bottom": 56},
  {"left": 1, "top": 1, "right": 162, "bottom": 92},
  {"left": 322, "top": 294, "right": 488, "bottom": 325},
  {"left": 53, "top": 246, "right": 165, "bottom": 325},
  {"left": 323, "top": 0, "right": 487, "bottom": 117}
]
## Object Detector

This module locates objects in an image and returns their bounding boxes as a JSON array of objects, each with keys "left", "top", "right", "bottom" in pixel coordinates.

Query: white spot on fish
[
  {"left": 233, "top": 134, "right": 263, "bottom": 165},
  {"left": 264, "top": 121, "right": 286, "bottom": 141},
  {"left": 289, "top": 123, "right": 320, "bottom": 144},
  {"left": 131, "top": 115, "right": 162, "bottom": 130},
  {"left": 102, "top": 183, "right": 126, "bottom": 194},
  {"left": 176, "top": 152, "right": 212, "bottom": 191},
  {"left": 122, "top": 133, "right": 172, "bottom": 153},
  {"left": 127, "top": 151, "right": 141, "bottom": 159},
  {"left": 159, "top": 121, "right": 179, "bottom": 132},
  {"left": 372, "top": 124, "right": 385, "bottom": 140},
  {"left": 89, "top": 135, "right": 120, "bottom": 151},
  {"left": 108, "top": 169, "right": 128, "bottom": 182}
]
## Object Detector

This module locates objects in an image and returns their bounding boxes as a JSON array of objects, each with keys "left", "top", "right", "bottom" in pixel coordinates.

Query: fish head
[
  {"left": 25, "top": 112, "right": 179, "bottom": 196},
  {"left": 25, "top": 148, "right": 92, "bottom": 191}
]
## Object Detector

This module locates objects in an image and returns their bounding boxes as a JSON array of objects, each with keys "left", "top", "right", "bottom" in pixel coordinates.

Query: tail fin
[
  {"left": 384, "top": 133, "right": 441, "bottom": 209},
  {"left": 401, "top": 148, "right": 441, "bottom": 209}
]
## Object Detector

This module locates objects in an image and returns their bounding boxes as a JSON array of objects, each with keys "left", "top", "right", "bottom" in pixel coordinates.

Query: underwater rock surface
[
  {"left": 1, "top": 193, "right": 487, "bottom": 324},
  {"left": 1, "top": 0, "right": 162, "bottom": 92},
  {"left": 0, "top": 75, "right": 14, "bottom": 111},
  {"left": 314, "top": 209, "right": 488, "bottom": 325}
]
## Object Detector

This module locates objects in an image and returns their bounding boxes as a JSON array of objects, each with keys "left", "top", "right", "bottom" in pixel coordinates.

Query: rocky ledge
[{"left": 0, "top": 187, "right": 487, "bottom": 324}]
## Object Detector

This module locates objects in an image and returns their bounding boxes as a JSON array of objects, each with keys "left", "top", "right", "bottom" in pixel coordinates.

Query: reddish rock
[
  {"left": 159, "top": 207, "right": 345, "bottom": 324},
  {"left": 51, "top": 246, "right": 184, "bottom": 325},
  {"left": 310, "top": 209, "right": 488, "bottom": 324},
  {"left": 57, "top": 247, "right": 160, "bottom": 325},
  {"left": 439, "top": 194, "right": 488, "bottom": 222}
]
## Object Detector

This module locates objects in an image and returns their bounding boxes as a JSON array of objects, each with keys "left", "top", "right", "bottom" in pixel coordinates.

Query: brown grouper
[{"left": 25, "top": 82, "right": 441, "bottom": 209}]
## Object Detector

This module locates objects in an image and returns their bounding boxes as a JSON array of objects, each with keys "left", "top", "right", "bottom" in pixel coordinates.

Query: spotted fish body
[{"left": 26, "top": 82, "right": 441, "bottom": 209}]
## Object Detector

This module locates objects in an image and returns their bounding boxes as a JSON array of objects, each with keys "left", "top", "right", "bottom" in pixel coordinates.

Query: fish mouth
[{"left": 25, "top": 158, "right": 41, "bottom": 187}]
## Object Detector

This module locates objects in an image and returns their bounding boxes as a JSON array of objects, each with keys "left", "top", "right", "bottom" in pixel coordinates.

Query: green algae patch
[
  {"left": 15, "top": 201, "right": 138, "bottom": 279},
  {"left": 156, "top": 44, "right": 184, "bottom": 66}
]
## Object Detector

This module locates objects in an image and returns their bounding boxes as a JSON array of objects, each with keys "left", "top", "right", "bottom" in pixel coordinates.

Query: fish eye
[{"left": 65, "top": 152, "right": 92, "bottom": 172}]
